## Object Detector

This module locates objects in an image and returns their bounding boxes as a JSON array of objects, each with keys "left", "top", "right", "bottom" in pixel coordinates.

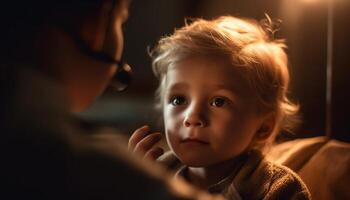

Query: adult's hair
[{"left": 0, "top": 0, "right": 122, "bottom": 62}]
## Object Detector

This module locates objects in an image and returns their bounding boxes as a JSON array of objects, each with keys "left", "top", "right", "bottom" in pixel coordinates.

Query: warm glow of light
[{"left": 301, "top": 0, "right": 324, "bottom": 4}]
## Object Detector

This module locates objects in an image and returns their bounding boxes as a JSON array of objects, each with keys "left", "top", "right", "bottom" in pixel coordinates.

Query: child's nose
[
  {"left": 183, "top": 105, "right": 207, "bottom": 127},
  {"left": 184, "top": 117, "right": 205, "bottom": 127}
]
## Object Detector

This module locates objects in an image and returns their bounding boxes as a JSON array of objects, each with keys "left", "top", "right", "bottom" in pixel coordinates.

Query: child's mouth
[{"left": 181, "top": 138, "right": 209, "bottom": 145}]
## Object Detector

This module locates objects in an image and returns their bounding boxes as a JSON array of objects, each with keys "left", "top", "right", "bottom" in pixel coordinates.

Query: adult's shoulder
[{"left": 1, "top": 67, "right": 176, "bottom": 199}]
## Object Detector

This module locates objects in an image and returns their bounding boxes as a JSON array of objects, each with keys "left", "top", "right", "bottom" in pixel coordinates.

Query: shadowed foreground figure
[{"left": 0, "top": 1, "right": 223, "bottom": 199}]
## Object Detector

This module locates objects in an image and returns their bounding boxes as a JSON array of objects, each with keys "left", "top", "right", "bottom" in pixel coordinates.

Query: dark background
[{"left": 80, "top": 0, "right": 350, "bottom": 143}]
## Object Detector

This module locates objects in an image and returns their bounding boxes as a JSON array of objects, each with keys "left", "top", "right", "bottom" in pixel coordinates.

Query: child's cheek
[
  {"left": 164, "top": 106, "right": 176, "bottom": 127},
  {"left": 163, "top": 105, "right": 184, "bottom": 136},
  {"left": 163, "top": 106, "right": 182, "bottom": 153}
]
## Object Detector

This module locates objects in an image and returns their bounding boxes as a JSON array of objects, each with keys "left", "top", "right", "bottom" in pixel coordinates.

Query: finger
[
  {"left": 133, "top": 132, "right": 162, "bottom": 154},
  {"left": 128, "top": 125, "right": 150, "bottom": 150},
  {"left": 144, "top": 147, "right": 164, "bottom": 161}
]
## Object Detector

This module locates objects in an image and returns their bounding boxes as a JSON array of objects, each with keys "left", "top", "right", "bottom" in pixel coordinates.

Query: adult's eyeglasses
[{"left": 60, "top": 0, "right": 132, "bottom": 92}]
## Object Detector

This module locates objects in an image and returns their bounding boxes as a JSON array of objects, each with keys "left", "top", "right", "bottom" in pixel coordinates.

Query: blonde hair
[{"left": 150, "top": 16, "right": 299, "bottom": 149}]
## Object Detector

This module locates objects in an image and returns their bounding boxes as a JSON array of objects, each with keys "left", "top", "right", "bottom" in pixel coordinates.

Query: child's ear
[{"left": 253, "top": 112, "right": 276, "bottom": 143}]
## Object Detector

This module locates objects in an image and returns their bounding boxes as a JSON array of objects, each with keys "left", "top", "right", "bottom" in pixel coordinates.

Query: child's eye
[
  {"left": 170, "top": 96, "right": 187, "bottom": 106},
  {"left": 210, "top": 97, "right": 227, "bottom": 107}
]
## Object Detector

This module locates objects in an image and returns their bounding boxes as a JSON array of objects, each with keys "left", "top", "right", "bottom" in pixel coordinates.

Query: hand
[{"left": 128, "top": 125, "right": 164, "bottom": 161}]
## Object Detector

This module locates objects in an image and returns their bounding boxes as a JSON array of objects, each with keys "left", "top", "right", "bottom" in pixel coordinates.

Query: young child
[{"left": 129, "top": 16, "right": 311, "bottom": 200}]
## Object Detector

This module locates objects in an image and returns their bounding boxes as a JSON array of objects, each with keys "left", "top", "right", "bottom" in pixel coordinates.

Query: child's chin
[{"left": 179, "top": 156, "right": 215, "bottom": 167}]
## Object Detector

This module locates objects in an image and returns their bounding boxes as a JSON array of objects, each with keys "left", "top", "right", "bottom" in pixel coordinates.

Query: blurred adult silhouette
[{"left": 0, "top": 1, "right": 220, "bottom": 199}]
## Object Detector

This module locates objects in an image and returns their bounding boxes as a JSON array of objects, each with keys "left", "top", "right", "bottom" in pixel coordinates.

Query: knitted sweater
[{"left": 159, "top": 150, "right": 311, "bottom": 200}]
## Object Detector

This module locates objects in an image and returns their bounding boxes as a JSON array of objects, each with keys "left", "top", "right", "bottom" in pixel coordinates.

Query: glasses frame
[{"left": 58, "top": 0, "right": 132, "bottom": 91}]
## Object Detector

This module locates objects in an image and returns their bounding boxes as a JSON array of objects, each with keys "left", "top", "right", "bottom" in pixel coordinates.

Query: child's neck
[{"left": 186, "top": 157, "right": 243, "bottom": 189}]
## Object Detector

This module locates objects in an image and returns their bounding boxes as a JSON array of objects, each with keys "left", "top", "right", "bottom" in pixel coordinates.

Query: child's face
[{"left": 163, "top": 55, "right": 265, "bottom": 167}]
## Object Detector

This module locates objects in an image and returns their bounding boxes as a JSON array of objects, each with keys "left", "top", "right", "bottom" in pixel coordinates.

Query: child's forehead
[
  {"left": 167, "top": 55, "right": 244, "bottom": 82},
  {"left": 164, "top": 55, "right": 252, "bottom": 95}
]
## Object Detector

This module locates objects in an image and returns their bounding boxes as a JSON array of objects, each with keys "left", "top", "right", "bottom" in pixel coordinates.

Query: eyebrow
[
  {"left": 214, "top": 85, "right": 238, "bottom": 95},
  {"left": 166, "top": 83, "right": 239, "bottom": 96},
  {"left": 166, "top": 82, "right": 239, "bottom": 91},
  {"left": 166, "top": 82, "right": 189, "bottom": 91},
  {"left": 211, "top": 84, "right": 239, "bottom": 93}
]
